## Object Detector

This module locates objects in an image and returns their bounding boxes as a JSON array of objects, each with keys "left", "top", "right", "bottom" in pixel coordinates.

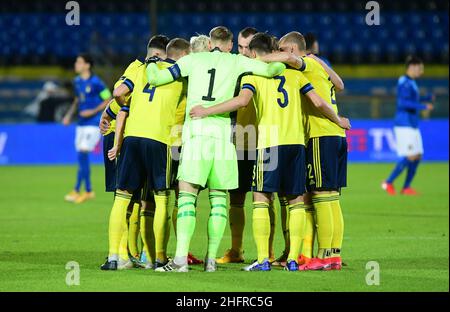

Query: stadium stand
[{"left": 0, "top": 0, "right": 448, "bottom": 65}]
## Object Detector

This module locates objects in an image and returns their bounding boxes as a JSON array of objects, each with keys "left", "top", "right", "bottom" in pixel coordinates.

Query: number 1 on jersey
[{"left": 202, "top": 68, "right": 216, "bottom": 101}]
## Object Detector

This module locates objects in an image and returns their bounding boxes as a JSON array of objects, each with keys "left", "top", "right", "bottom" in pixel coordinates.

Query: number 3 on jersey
[
  {"left": 274, "top": 76, "right": 289, "bottom": 108},
  {"left": 143, "top": 83, "right": 156, "bottom": 102}
]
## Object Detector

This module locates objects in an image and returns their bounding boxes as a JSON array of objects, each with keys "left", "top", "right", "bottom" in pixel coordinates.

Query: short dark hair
[
  {"left": 166, "top": 38, "right": 191, "bottom": 57},
  {"left": 304, "top": 32, "right": 317, "bottom": 51},
  {"left": 249, "top": 32, "right": 275, "bottom": 54},
  {"left": 270, "top": 35, "right": 279, "bottom": 51},
  {"left": 77, "top": 53, "right": 94, "bottom": 68},
  {"left": 405, "top": 55, "right": 423, "bottom": 67},
  {"left": 239, "top": 27, "right": 258, "bottom": 39},
  {"left": 209, "top": 26, "right": 233, "bottom": 43},
  {"left": 147, "top": 35, "right": 170, "bottom": 52}
]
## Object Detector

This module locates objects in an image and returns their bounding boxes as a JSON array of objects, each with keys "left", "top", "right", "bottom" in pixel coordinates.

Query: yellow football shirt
[
  {"left": 235, "top": 73, "right": 257, "bottom": 151},
  {"left": 241, "top": 68, "right": 314, "bottom": 149},
  {"left": 170, "top": 95, "right": 186, "bottom": 147},
  {"left": 124, "top": 60, "right": 186, "bottom": 145},
  {"left": 300, "top": 57, "right": 346, "bottom": 140},
  {"left": 103, "top": 59, "right": 143, "bottom": 136}
]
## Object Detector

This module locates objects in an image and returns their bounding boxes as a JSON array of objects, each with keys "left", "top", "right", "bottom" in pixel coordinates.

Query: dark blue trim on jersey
[
  {"left": 122, "top": 78, "right": 134, "bottom": 91},
  {"left": 168, "top": 64, "right": 181, "bottom": 80},
  {"left": 164, "top": 58, "right": 176, "bottom": 64},
  {"left": 121, "top": 106, "right": 130, "bottom": 113},
  {"left": 242, "top": 83, "right": 256, "bottom": 94},
  {"left": 106, "top": 107, "right": 116, "bottom": 119},
  {"left": 299, "top": 58, "right": 306, "bottom": 72},
  {"left": 300, "top": 83, "right": 314, "bottom": 95}
]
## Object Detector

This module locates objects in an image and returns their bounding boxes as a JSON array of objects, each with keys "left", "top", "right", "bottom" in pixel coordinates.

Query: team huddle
[{"left": 92, "top": 26, "right": 350, "bottom": 272}]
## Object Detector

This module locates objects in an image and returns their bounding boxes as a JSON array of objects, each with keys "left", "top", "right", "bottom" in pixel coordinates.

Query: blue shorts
[
  {"left": 306, "top": 136, "right": 348, "bottom": 192},
  {"left": 230, "top": 150, "right": 256, "bottom": 194},
  {"left": 117, "top": 136, "right": 171, "bottom": 192},
  {"left": 102, "top": 132, "right": 116, "bottom": 192},
  {"left": 252, "top": 145, "right": 306, "bottom": 196}
]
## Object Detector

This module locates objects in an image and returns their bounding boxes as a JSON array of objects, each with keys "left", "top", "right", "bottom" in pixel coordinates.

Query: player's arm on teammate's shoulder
[
  {"left": 259, "top": 51, "right": 304, "bottom": 71},
  {"left": 190, "top": 89, "right": 254, "bottom": 119},
  {"left": 307, "top": 54, "right": 344, "bottom": 91},
  {"left": 146, "top": 54, "right": 191, "bottom": 87},
  {"left": 238, "top": 54, "right": 285, "bottom": 78},
  {"left": 305, "top": 90, "right": 351, "bottom": 130},
  {"left": 62, "top": 97, "right": 78, "bottom": 125},
  {"left": 108, "top": 107, "right": 128, "bottom": 161}
]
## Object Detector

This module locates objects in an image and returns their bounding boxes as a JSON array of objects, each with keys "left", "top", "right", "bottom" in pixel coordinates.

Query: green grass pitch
[{"left": 0, "top": 163, "right": 448, "bottom": 292}]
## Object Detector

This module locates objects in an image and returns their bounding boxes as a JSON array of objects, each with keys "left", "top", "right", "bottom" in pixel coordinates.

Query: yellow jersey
[
  {"left": 104, "top": 59, "right": 143, "bottom": 136},
  {"left": 300, "top": 57, "right": 345, "bottom": 140},
  {"left": 170, "top": 95, "right": 186, "bottom": 147},
  {"left": 234, "top": 74, "right": 257, "bottom": 151},
  {"left": 241, "top": 68, "right": 314, "bottom": 149},
  {"left": 124, "top": 59, "right": 186, "bottom": 145}
]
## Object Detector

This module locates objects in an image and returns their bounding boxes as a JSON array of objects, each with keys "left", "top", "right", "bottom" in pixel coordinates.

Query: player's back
[
  {"left": 181, "top": 50, "right": 273, "bottom": 140},
  {"left": 104, "top": 59, "right": 144, "bottom": 135},
  {"left": 245, "top": 68, "right": 311, "bottom": 149},
  {"left": 301, "top": 57, "right": 345, "bottom": 139},
  {"left": 125, "top": 60, "right": 185, "bottom": 144}
]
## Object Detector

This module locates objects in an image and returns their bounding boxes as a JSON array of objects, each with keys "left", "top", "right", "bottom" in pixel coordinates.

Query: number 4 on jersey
[{"left": 143, "top": 83, "right": 156, "bottom": 102}]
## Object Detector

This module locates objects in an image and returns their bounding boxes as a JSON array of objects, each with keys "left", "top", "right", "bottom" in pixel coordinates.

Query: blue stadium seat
[{"left": 1, "top": 11, "right": 447, "bottom": 64}]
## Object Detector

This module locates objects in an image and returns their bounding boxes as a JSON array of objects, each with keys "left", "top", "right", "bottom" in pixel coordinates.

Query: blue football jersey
[
  {"left": 394, "top": 75, "right": 429, "bottom": 128},
  {"left": 74, "top": 74, "right": 111, "bottom": 126}
]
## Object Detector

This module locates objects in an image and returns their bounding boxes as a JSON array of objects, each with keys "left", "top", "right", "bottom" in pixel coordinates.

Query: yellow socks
[
  {"left": 229, "top": 204, "right": 245, "bottom": 253},
  {"left": 108, "top": 191, "right": 132, "bottom": 260},
  {"left": 154, "top": 192, "right": 169, "bottom": 262},
  {"left": 330, "top": 193, "right": 344, "bottom": 257},
  {"left": 268, "top": 201, "right": 276, "bottom": 258},
  {"left": 127, "top": 202, "right": 140, "bottom": 258},
  {"left": 301, "top": 204, "right": 316, "bottom": 259},
  {"left": 119, "top": 225, "right": 129, "bottom": 261},
  {"left": 287, "top": 202, "right": 306, "bottom": 262},
  {"left": 140, "top": 204, "right": 155, "bottom": 264},
  {"left": 279, "top": 196, "right": 290, "bottom": 254},
  {"left": 252, "top": 202, "right": 270, "bottom": 263},
  {"left": 312, "top": 193, "right": 337, "bottom": 259}
]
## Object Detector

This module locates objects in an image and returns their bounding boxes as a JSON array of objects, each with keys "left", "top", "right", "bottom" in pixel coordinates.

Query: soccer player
[
  {"left": 278, "top": 31, "right": 348, "bottom": 270},
  {"left": 63, "top": 53, "right": 112, "bottom": 204},
  {"left": 100, "top": 82, "right": 141, "bottom": 269},
  {"left": 237, "top": 26, "right": 258, "bottom": 57},
  {"left": 217, "top": 26, "right": 269, "bottom": 265},
  {"left": 99, "top": 35, "right": 172, "bottom": 269},
  {"left": 304, "top": 32, "right": 332, "bottom": 68},
  {"left": 382, "top": 56, "right": 434, "bottom": 195},
  {"left": 146, "top": 26, "right": 285, "bottom": 272},
  {"left": 190, "top": 35, "right": 211, "bottom": 53},
  {"left": 190, "top": 33, "right": 350, "bottom": 271},
  {"left": 100, "top": 38, "right": 191, "bottom": 270}
]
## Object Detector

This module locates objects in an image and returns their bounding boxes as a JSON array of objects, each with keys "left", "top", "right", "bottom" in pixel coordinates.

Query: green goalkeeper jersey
[{"left": 147, "top": 48, "right": 285, "bottom": 141}]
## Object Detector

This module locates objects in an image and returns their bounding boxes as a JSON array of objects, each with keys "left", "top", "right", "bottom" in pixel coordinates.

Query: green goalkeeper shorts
[{"left": 177, "top": 135, "right": 238, "bottom": 190}]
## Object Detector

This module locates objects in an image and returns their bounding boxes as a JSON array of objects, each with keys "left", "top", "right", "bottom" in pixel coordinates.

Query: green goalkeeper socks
[
  {"left": 207, "top": 191, "right": 228, "bottom": 260},
  {"left": 174, "top": 191, "right": 197, "bottom": 264}
]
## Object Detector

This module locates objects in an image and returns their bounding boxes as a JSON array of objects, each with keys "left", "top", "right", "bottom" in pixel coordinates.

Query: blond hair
[{"left": 190, "top": 35, "right": 210, "bottom": 53}]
